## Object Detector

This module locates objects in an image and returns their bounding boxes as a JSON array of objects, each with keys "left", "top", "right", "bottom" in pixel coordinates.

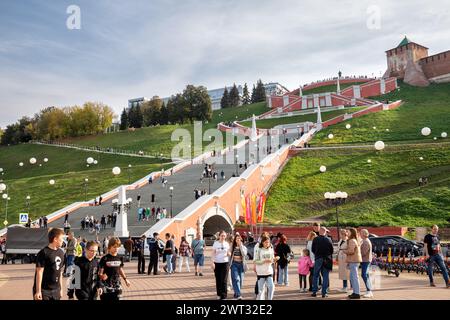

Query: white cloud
[{"left": 1, "top": 0, "right": 449, "bottom": 128}]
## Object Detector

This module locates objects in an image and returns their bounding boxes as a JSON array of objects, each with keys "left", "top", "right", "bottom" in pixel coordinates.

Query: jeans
[
  {"left": 231, "top": 262, "right": 245, "bottom": 298},
  {"left": 257, "top": 276, "right": 274, "bottom": 300},
  {"left": 178, "top": 256, "right": 190, "bottom": 272},
  {"left": 277, "top": 265, "right": 289, "bottom": 285},
  {"left": 66, "top": 255, "right": 75, "bottom": 275},
  {"left": 165, "top": 254, "right": 174, "bottom": 273},
  {"left": 427, "top": 254, "right": 449, "bottom": 284},
  {"left": 343, "top": 279, "right": 348, "bottom": 288},
  {"left": 312, "top": 258, "right": 329, "bottom": 296},
  {"left": 348, "top": 263, "right": 361, "bottom": 295},
  {"left": 361, "top": 262, "right": 372, "bottom": 291}
]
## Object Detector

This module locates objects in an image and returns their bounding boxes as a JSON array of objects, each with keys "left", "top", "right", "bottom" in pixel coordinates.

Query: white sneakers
[
  {"left": 363, "top": 291, "right": 374, "bottom": 298},
  {"left": 338, "top": 287, "right": 348, "bottom": 293}
]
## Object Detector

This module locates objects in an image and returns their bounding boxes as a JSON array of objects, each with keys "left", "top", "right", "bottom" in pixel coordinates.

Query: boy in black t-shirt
[
  {"left": 98, "top": 237, "right": 131, "bottom": 300},
  {"left": 33, "top": 228, "right": 66, "bottom": 300},
  {"left": 423, "top": 225, "right": 449, "bottom": 288}
]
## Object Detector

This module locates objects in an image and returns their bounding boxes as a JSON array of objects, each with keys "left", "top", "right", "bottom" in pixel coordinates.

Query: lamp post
[
  {"left": 84, "top": 178, "right": 89, "bottom": 201},
  {"left": 324, "top": 191, "right": 348, "bottom": 241},
  {"left": 169, "top": 186, "right": 174, "bottom": 218},
  {"left": 235, "top": 155, "right": 239, "bottom": 176},
  {"left": 26, "top": 195, "right": 31, "bottom": 213},
  {"left": 127, "top": 164, "right": 132, "bottom": 184},
  {"left": 2, "top": 193, "right": 9, "bottom": 226}
]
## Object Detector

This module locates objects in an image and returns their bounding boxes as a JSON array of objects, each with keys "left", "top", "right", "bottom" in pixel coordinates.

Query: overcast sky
[{"left": 0, "top": 0, "right": 449, "bottom": 127}]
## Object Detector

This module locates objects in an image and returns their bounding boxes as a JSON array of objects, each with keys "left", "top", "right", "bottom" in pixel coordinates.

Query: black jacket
[
  {"left": 148, "top": 238, "right": 164, "bottom": 256},
  {"left": 311, "top": 235, "right": 333, "bottom": 259},
  {"left": 68, "top": 256, "right": 101, "bottom": 300}
]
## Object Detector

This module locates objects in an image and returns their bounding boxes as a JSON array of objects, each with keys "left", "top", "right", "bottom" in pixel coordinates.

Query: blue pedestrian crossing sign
[{"left": 19, "top": 213, "right": 29, "bottom": 224}]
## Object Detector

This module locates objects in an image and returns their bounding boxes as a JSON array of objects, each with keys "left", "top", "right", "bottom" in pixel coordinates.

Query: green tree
[
  {"left": 254, "top": 79, "right": 266, "bottom": 102},
  {"left": 183, "top": 85, "right": 212, "bottom": 122},
  {"left": 220, "top": 87, "right": 230, "bottom": 108},
  {"left": 142, "top": 97, "right": 163, "bottom": 126},
  {"left": 251, "top": 84, "right": 257, "bottom": 103},
  {"left": 120, "top": 108, "right": 128, "bottom": 130},
  {"left": 242, "top": 83, "right": 251, "bottom": 105},
  {"left": 229, "top": 83, "right": 240, "bottom": 107},
  {"left": 159, "top": 101, "right": 169, "bottom": 125}
]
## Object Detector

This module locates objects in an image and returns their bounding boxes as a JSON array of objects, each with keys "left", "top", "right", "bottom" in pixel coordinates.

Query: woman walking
[
  {"left": 337, "top": 229, "right": 350, "bottom": 293},
  {"left": 360, "top": 229, "right": 374, "bottom": 298},
  {"left": 345, "top": 228, "right": 362, "bottom": 299},
  {"left": 211, "top": 231, "right": 231, "bottom": 300},
  {"left": 254, "top": 235, "right": 278, "bottom": 300},
  {"left": 229, "top": 234, "right": 248, "bottom": 300},
  {"left": 275, "top": 235, "right": 292, "bottom": 286},
  {"left": 306, "top": 231, "right": 319, "bottom": 291},
  {"left": 178, "top": 236, "right": 191, "bottom": 273}
]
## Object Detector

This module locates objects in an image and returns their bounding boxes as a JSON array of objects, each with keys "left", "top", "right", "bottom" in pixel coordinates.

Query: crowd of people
[{"left": 25, "top": 222, "right": 450, "bottom": 301}]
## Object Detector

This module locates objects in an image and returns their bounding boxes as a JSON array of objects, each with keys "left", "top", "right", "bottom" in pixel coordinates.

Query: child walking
[{"left": 298, "top": 249, "right": 313, "bottom": 293}]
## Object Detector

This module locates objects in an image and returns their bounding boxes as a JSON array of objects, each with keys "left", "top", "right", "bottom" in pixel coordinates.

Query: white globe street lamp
[
  {"left": 2, "top": 194, "right": 7, "bottom": 199},
  {"left": 386, "top": 129, "right": 390, "bottom": 132},
  {"left": 87, "top": 157, "right": 94, "bottom": 164},
  {"left": 373, "top": 126, "right": 377, "bottom": 130},
  {"left": 44, "top": 158, "right": 49, "bottom": 163},
  {"left": 94, "top": 160, "right": 98, "bottom": 165},
  {"left": 0, "top": 168, "right": 3, "bottom": 173},
  {"left": 367, "top": 159, "right": 372, "bottom": 163},
  {"left": 419, "top": 157, "right": 424, "bottom": 161},
  {"left": 29, "top": 157, "right": 37, "bottom": 165},
  {"left": 19, "top": 162, "right": 24, "bottom": 167},
  {"left": 112, "top": 167, "right": 121, "bottom": 175},
  {"left": 433, "top": 137, "right": 437, "bottom": 141},
  {"left": 0, "top": 183, "right": 6, "bottom": 192},
  {"left": 442, "top": 132, "right": 448, "bottom": 138},
  {"left": 374, "top": 141, "right": 385, "bottom": 151},
  {"left": 345, "top": 124, "right": 351, "bottom": 129},
  {"left": 319, "top": 165, "right": 327, "bottom": 173},
  {"left": 328, "top": 134, "right": 334, "bottom": 139},
  {"left": 49, "top": 179, "right": 55, "bottom": 185},
  {"left": 421, "top": 127, "right": 431, "bottom": 136}
]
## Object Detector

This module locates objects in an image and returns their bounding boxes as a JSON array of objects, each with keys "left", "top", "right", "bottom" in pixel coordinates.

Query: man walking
[
  {"left": 191, "top": 232, "right": 205, "bottom": 276},
  {"left": 124, "top": 236, "right": 134, "bottom": 263},
  {"left": 148, "top": 232, "right": 164, "bottom": 275},
  {"left": 64, "top": 232, "right": 77, "bottom": 277},
  {"left": 424, "top": 225, "right": 450, "bottom": 288},
  {"left": 33, "top": 228, "right": 66, "bottom": 300},
  {"left": 311, "top": 227, "right": 334, "bottom": 298},
  {"left": 136, "top": 235, "right": 146, "bottom": 274}
]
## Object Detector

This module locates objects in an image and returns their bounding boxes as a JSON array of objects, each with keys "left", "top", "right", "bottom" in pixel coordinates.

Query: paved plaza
[{"left": 1, "top": 247, "right": 449, "bottom": 300}]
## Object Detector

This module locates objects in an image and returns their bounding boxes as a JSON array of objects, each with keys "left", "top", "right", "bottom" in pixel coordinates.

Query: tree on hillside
[
  {"left": 142, "top": 97, "right": 163, "bottom": 126},
  {"left": 254, "top": 79, "right": 266, "bottom": 103},
  {"left": 242, "top": 83, "right": 251, "bottom": 105},
  {"left": 229, "top": 84, "right": 240, "bottom": 107},
  {"left": 220, "top": 87, "right": 230, "bottom": 108},
  {"left": 159, "top": 101, "right": 169, "bottom": 125},
  {"left": 120, "top": 108, "right": 128, "bottom": 130},
  {"left": 183, "top": 85, "right": 212, "bottom": 122},
  {"left": 128, "top": 105, "right": 144, "bottom": 128},
  {"left": 251, "top": 84, "right": 257, "bottom": 103}
]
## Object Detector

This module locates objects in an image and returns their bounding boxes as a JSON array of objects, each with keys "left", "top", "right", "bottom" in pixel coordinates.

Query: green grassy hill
[
  {"left": 240, "top": 106, "right": 365, "bottom": 129},
  {"left": 0, "top": 144, "right": 169, "bottom": 224},
  {"left": 265, "top": 81, "right": 450, "bottom": 227},
  {"left": 265, "top": 144, "right": 450, "bottom": 227},
  {"left": 312, "top": 82, "right": 450, "bottom": 145},
  {"left": 60, "top": 102, "right": 268, "bottom": 157},
  {"left": 302, "top": 82, "right": 366, "bottom": 95}
]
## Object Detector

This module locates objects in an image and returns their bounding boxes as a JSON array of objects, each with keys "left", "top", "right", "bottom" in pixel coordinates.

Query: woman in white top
[
  {"left": 254, "top": 235, "right": 278, "bottom": 300},
  {"left": 211, "top": 230, "right": 231, "bottom": 300}
]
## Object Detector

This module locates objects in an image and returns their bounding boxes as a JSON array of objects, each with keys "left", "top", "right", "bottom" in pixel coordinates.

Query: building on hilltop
[{"left": 384, "top": 36, "right": 450, "bottom": 86}]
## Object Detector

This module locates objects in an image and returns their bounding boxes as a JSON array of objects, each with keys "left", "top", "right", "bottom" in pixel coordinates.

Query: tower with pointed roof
[{"left": 385, "top": 36, "right": 429, "bottom": 80}]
